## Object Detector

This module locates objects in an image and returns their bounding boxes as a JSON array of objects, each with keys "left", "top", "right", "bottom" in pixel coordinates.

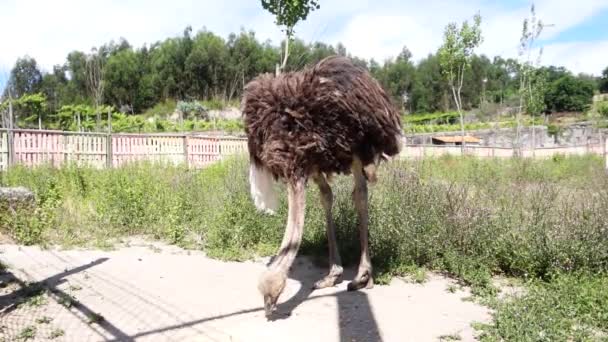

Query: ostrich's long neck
[{"left": 271, "top": 179, "right": 306, "bottom": 273}]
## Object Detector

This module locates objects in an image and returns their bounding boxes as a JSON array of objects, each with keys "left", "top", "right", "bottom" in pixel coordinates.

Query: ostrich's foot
[
  {"left": 347, "top": 268, "right": 373, "bottom": 291},
  {"left": 313, "top": 265, "right": 343, "bottom": 289}
]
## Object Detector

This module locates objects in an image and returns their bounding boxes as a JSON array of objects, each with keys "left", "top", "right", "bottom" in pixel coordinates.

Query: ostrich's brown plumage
[{"left": 241, "top": 55, "right": 402, "bottom": 182}]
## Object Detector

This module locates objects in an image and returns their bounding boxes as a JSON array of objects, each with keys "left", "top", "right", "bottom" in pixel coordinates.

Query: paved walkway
[{"left": 0, "top": 240, "right": 490, "bottom": 342}]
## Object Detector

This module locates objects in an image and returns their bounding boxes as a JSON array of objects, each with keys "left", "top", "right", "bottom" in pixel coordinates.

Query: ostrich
[{"left": 241, "top": 55, "right": 402, "bottom": 318}]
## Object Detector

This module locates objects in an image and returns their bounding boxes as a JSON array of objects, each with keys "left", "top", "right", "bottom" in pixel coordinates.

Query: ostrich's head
[{"left": 258, "top": 268, "right": 287, "bottom": 318}]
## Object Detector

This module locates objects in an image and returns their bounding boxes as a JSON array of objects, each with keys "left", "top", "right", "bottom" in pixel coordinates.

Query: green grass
[
  {"left": 48, "top": 329, "right": 64, "bottom": 339},
  {"left": 1, "top": 154, "right": 607, "bottom": 340},
  {"left": 35, "top": 316, "right": 52, "bottom": 324},
  {"left": 86, "top": 312, "right": 105, "bottom": 325},
  {"left": 141, "top": 99, "right": 178, "bottom": 118},
  {"left": 17, "top": 325, "right": 36, "bottom": 341},
  {"left": 477, "top": 273, "right": 608, "bottom": 341},
  {"left": 439, "top": 333, "right": 462, "bottom": 341}
]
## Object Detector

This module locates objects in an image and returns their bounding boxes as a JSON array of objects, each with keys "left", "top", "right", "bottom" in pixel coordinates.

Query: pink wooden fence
[
  {"left": 0, "top": 129, "right": 606, "bottom": 170},
  {"left": 188, "top": 136, "right": 220, "bottom": 167},
  {"left": 0, "top": 129, "right": 248, "bottom": 170},
  {"left": 11, "top": 131, "right": 108, "bottom": 168},
  {"left": 112, "top": 134, "right": 185, "bottom": 167}
]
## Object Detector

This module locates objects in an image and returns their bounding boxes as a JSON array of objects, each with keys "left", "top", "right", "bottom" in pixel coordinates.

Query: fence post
[
  {"left": 106, "top": 133, "right": 113, "bottom": 168},
  {"left": 7, "top": 90, "right": 15, "bottom": 167},
  {"left": 183, "top": 134, "right": 189, "bottom": 167},
  {"left": 7, "top": 129, "right": 14, "bottom": 167}
]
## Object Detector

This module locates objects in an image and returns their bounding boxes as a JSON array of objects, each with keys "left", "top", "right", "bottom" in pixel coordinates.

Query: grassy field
[{"left": 1, "top": 155, "right": 607, "bottom": 340}]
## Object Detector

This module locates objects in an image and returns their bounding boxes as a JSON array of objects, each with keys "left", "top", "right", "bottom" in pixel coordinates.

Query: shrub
[
  {"left": 142, "top": 99, "right": 177, "bottom": 117},
  {"left": 545, "top": 75, "right": 595, "bottom": 112},
  {"left": 598, "top": 101, "right": 608, "bottom": 118},
  {"left": 477, "top": 273, "right": 608, "bottom": 341},
  {"left": 176, "top": 101, "right": 208, "bottom": 120},
  {"left": 1, "top": 155, "right": 606, "bottom": 286}
]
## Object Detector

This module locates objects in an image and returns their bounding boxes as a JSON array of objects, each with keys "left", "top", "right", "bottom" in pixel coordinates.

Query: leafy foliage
[
  {"left": 438, "top": 13, "right": 483, "bottom": 144},
  {"left": 523, "top": 67, "right": 547, "bottom": 117},
  {"left": 598, "top": 102, "right": 608, "bottom": 118},
  {"left": 600, "top": 66, "right": 608, "bottom": 93},
  {"left": 261, "top": 0, "right": 320, "bottom": 38},
  {"left": 3, "top": 56, "right": 42, "bottom": 98},
  {"left": 403, "top": 112, "right": 459, "bottom": 125},
  {"left": 13, "top": 93, "right": 48, "bottom": 127},
  {"left": 478, "top": 274, "right": 608, "bottom": 341},
  {"left": 2, "top": 23, "right": 601, "bottom": 128},
  {"left": 545, "top": 74, "right": 595, "bottom": 112},
  {"left": 176, "top": 101, "right": 208, "bottom": 119}
]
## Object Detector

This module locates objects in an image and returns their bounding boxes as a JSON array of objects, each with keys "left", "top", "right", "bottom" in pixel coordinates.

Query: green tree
[
  {"left": 487, "top": 57, "right": 519, "bottom": 105},
  {"left": 14, "top": 93, "right": 47, "bottom": 129},
  {"left": 374, "top": 47, "right": 416, "bottom": 111},
  {"left": 135, "top": 46, "right": 159, "bottom": 111},
  {"left": 410, "top": 54, "right": 448, "bottom": 113},
  {"left": 308, "top": 42, "right": 337, "bottom": 64},
  {"left": 39, "top": 65, "right": 69, "bottom": 113},
  {"left": 5, "top": 56, "right": 43, "bottom": 98},
  {"left": 260, "top": 0, "right": 320, "bottom": 73},
  {"left": 438, "top": 12, "right": 483, "bottom": 152},
  {"left": 185, "top": 30, "right": 229, "bottom": 99},
  {"left": 462, "top": 54, "right": 492, "bottom": 110},
  {"left": 600, "top": 66, "right": 608, "bottom": 93},
  {"left": 104, "top": 49, "right": 140, "bottom": 113},
  {"left": 86, "top": 48, "right": 106, "bottom": 130},
  {"left": 545, "top": 75, "right": 595, "bottom": 112},
  {"left": 516, "top": 4, "right": 544, "bottom": 148},
  {"left": 65, "top": 51, "right": 89, "bottom": 103},
  {"left": 282, "top": 37, "right": 310, "bottom": 71},
  {"left": 150, "top": 28, "right": 193, "bottom": 100},
  {"left": 226, "top": 30, "right": 262, "bottom": 99}
]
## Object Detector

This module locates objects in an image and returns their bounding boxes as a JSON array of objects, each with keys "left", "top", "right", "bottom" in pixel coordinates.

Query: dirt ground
[{"left": 0, "top": 239, "right": 490, "bottom": 342}]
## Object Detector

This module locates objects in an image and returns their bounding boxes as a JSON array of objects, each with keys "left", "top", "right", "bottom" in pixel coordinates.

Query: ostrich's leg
[
  {"left": 312, "top": 174, "right": 343, "bottom": 289},
  {"left": 348, "top": 159, "right": 374, "bottom": 291},
  {"left": 258, "top": 179, "right": 306, "bottom": 318}
]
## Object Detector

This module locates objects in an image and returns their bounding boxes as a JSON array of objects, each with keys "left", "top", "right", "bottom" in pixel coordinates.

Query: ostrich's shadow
[{"left": 266, "top": 255, "right": 383, "bottom": 341}]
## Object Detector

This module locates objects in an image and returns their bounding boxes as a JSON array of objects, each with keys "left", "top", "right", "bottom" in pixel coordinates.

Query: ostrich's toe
[
  {"left": 347, "top": 270, "right": 373, "bottom": 291},
  {"left": 313, "top": 274, "right": 343, "bottom": 289},
  {"left": 313, "top": 265, "right": 343, "bottom": 289}
]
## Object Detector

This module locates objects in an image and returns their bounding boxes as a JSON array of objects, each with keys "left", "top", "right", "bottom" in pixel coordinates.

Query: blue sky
[{"left": 1, "top": 0, "right": 607, "bottom": 93}]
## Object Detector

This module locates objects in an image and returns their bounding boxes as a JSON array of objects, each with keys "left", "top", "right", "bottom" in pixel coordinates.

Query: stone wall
[{"left": 406, "top": 123, "right": 607, "bottom": 148}]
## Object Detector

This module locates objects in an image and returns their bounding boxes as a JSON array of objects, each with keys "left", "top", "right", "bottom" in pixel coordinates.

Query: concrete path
[{"left": 0, "top": 240, "right": 490, "bottom": 342}]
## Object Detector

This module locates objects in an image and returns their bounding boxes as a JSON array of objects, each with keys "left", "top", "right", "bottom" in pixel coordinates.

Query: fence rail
[
  {"left": 0, "top": 129, "right": 606, "bottom": 170},
  {"left": 0, "top": 129, "right": 248, "bottom": 170}
]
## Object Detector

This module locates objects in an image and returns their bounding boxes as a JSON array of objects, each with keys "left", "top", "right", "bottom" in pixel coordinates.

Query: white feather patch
[{"left": 249, "top": 163, "right": 279, "bottom": 215}]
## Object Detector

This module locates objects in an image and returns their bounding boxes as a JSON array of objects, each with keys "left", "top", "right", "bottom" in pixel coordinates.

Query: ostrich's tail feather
[{"left": 249, "top": 163, "right": 278, "bottom": 215}]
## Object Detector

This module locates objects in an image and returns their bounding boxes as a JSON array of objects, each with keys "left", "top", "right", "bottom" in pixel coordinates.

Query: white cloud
[
  {"left": 1, "top": 0, "right": 607, "bottom": 75},
  {"left": 330, "top": 0, "right": 608, "bottom": 74},
  {"left": 540, "top": 40, "right": 608, "bottom": 75}
]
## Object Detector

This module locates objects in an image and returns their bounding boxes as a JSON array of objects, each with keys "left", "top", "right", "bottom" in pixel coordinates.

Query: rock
[{"left": 0, "top": 187, "right": 35, "bottom": 208}]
